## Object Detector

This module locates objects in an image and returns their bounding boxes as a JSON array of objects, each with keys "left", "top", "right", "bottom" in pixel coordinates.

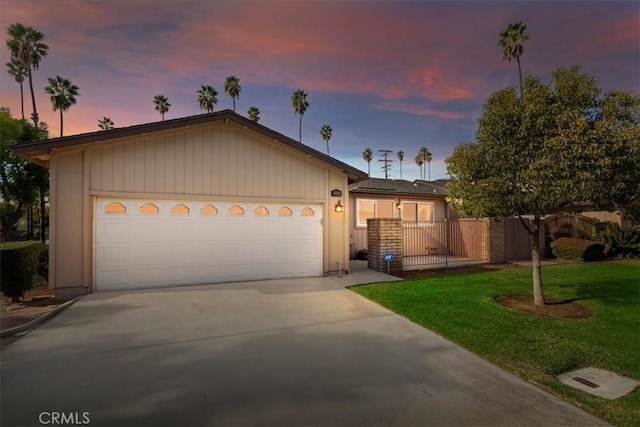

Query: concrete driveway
[{"left": 1, "top": 269, "right": 606, "bottom": 426}]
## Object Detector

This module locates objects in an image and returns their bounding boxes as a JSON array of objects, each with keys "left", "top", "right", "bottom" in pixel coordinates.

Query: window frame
[
  {"left": 401, "top": 200, "right": 435, "bottom": 223},
  {"left": 356, "top": 198, "right": 396, "bottom": 227}
]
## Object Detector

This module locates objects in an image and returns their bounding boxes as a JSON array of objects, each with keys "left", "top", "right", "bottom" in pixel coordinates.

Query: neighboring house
[
  {"left": 348, "top": 178, "right": 457, "bottom": 257},
  {"left": 13, "top": 110, "right": 367, "bottom": 296}
]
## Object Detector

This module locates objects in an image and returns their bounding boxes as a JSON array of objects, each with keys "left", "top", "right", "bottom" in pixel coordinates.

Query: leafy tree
[
  {"left": 320, "top": 124, "right": 332, "bottom": 155},
  {"left": 224, "top": 76, "right": 241, "bottom": 112},
  {"left": 414, "top": 155, "right": 424, "bottom": 179},
  {"left": 153, "top": 94, "right": 170, "bottom": 121},
  {"left": 396, "top": 150, "right": 404, "bottom": 179},
  {"left": 6, "top": 23, "right": 49, "bottom": 127},
  {"left": 45, "top": 76, "right": 79, "bottom": 137},
  {"left": 362, "top": 147, "right": 373, "bottom": 176},
  {"left": 292, "top": 89, "right": 309, "bottom": 143},
  {"left": 446, "top": 65, "right": 640, "bottom": 306},
  {"left": 0, "top": 110, "right": 48, "bottom": 241},
  {"left": 6, "top": 58, "right": 28, "bottom": 120},
  {"left": 247, "top": 106, "right": 260, "bottom": 123},
  {"left": 197, "top": 85, "right": 218, "bottom": 113},
  {"left": 418, "top": 146, "right": 432, "bottom": 181},
  {"left": 98, "top": 117, "right": 114, "bottom": 130},
  {"left": 498, "top": 21, "right": 530, "bottom": 98}
]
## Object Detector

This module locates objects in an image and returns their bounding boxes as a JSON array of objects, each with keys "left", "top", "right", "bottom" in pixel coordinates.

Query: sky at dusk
[{"left": 1, "top": 0, "right": 638, "bottom": 181}]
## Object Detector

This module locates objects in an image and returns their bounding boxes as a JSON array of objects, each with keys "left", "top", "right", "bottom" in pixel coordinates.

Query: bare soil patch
[{"left": 495, "top": 295, "right": 593, "bottom": 319}]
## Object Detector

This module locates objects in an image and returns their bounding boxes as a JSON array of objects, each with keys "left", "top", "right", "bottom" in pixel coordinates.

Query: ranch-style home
[
  {"left": 13, "top": 110, "right": 367, "bottom": 297},
  {"left": 348, "top": 178, "right": 458, "bottom": 257}
]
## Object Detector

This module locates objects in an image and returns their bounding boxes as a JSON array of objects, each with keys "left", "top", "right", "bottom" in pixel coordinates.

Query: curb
[{"left": 0, "top": 295, "right": 84, "bottom": 337}]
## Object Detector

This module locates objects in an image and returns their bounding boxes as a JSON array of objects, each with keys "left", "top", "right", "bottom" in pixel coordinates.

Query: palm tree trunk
[
  {"left": 299, "top": 115, "right": 302, "bottom": 143},
  {"left": 517, "top": 56, "right": 524, "bottom": 98},
  {"left": 400, "top": 162, "right": 402, "bottom": 179},
  {"left": 233, "top": 98, "right": 236, "bottom": 112},
  {"left": 59, "top": 110, "right": 64, "bottom": 137},
  {"left": 326, "top": 143, "right": 329, "bottom": 156},
  {"left": 367, "top": 162, "right": 371, "bottom": 176},
  {"left": 20, "top": 83, "right": 25, "bottom": 120},
  {"left": 531, "top": 216, "right": 545, "bottom": 306},
  {"left": 27, "top": 68, "right": 38, "bottom": 126},
  {"left": 428, "top": 161, "right": 431, "bottom": 181}
]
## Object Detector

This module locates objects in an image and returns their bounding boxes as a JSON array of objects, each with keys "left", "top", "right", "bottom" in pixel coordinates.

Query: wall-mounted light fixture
[
  {"left": 396, "top": 202, "right": 401, "bottom": 209},
  {"left": 335, "top": 200, "right": 344, "bottom": 213}
]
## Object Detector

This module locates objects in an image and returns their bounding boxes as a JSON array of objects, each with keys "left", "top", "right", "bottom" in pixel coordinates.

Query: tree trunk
[
  {"left": 59, "top": 109, "right": 64, "bottom": 137},
  {"left": 517, "top": 56, "right": 524, "bottom": 99},
  {"left": 28, "top": 68, "right": 38, "bottom": 127},
  {"left": 400, "top": 162, "right": 402, "bottom": 179},
  {"left": 20, "top": 83, "right": 25, "bottom": 120},
  {"left": 299, "top": 115, "right": 302, "bottom": 143},
  {"left": 428, "top": 161, "right": 431, "bottom": 181},
  {"left": 27, "top": 203, "right": 33, "bottom": 238},
  {"left": 531, "top": 215, "right": 545, "bottom": 306}
]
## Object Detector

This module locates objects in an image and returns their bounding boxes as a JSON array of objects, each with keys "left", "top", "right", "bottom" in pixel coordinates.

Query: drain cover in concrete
[{"left": 557, "top": 367, "right": 640, "bottom": 400}]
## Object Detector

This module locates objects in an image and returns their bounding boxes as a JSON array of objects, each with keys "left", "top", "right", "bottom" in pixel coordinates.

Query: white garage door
[{"left": 94, "top": 198, "right": 323, "bottom": 291}]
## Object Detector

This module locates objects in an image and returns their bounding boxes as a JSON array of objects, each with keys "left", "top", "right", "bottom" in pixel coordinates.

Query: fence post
[{"left": 482, "top": 218, "right": 505, "bottom": 263}]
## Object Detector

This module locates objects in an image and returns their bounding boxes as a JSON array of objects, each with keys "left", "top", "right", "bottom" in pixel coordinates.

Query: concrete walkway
[{"left": 1, "top": 267, "right": 606, "bottom": 426}]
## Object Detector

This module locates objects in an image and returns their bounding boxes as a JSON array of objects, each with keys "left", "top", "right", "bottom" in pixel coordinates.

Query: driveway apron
[{"left": 1, "top": 276, "right": 607, "bottom": 426}]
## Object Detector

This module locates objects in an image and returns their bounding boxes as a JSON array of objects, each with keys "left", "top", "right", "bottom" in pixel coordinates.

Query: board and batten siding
[{"left": 88, "top": 123, "right": 326, "bottom": 200}]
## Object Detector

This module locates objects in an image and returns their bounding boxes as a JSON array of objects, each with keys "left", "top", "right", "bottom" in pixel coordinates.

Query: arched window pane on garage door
[
  {"left": 105, "top": 202, "right": 126, "bottom": 214},
  {"left": 228, "top": 205, "right": 244, "bottom": 215},
  {"left": 201, "top": 205, "right": 218, "bottom": 215},
  {"left": 140, "top": 203, "right": 159, "bottom": 214},
  {"left": 171, "top": 203, "right": 190, "bottom": 214},
  {"left": 254, "top": 206, "right": 269, "bottom": 216},
  {"left": 301, "top": 207, "right": 315, "bottom": 216},
  {"left": 279, "top": 207, "right": 293, "bottom": 216}
]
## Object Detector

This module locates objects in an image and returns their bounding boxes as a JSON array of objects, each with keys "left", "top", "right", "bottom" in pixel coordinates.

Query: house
[
  {"left": 13, "top": 110, "right": 367, "bottom": 296},
  {"left": 348, "top": 178, "right": 457, "bottom": 257}
]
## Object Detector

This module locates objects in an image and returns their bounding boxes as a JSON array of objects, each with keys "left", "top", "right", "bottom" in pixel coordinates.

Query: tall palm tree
[
  {"left": 362, "top": 148, "right": 373, "bottom": 176},
  {"left": 98, "top": 116, "right": 114, "bottom": 130},
  {"left": 247, "top": 106, "right": 260, "bottom": 123},
  {"left": 6, "top": 58, "right": 28, "bottom": 120},
  {"left": 197, "top": 85, "right": 218, "bottom": 112},
  {"left": 153, "top": 94, "right": 170, "bottom": 121},
  {"left": 6, "top": 23, "right": 49, "bottom": 126},
  {"left": 44, "top": 75, "right": 79, "bottom": 137},
  {"left": 291, "top": 89, "right": 309, "bottom": 143},
  {"left": 224, "top": 76, "right": 241, "bottom": 111},
  {"left": 415, "top": 155, "right": 424, "bottom": 180},
  {"left": 396, "top": 150, "right": 405, "bottom": 179},
  {"left": 418, "top": 146, "right": 433, "bottom": 181},
  {"left": 320, "top": 124, "right": 332, "bottom": 155},
  {"left": 498, "top": 21, "right": 531, "bottom": 98}
]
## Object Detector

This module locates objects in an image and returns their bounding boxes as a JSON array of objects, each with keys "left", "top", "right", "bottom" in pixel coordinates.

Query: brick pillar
[
  {"left": 482, "top": 218, "right": 505, "bottom": 263},
  {"left": 367, "top": 218, "right": 403, "bottom": 274}
]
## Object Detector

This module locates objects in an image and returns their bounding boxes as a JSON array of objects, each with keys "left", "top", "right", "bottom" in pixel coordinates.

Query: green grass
[{"left": 351, "top": 259, "right": 640, "bottom": 426}]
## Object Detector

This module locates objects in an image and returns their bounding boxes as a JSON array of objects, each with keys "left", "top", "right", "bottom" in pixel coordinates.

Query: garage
[
  {"left": 13, "top": 110, "right": 367, "bottom": 297},
  {"left": 95, "top": 198, "right": 322, "bottom": 290}
]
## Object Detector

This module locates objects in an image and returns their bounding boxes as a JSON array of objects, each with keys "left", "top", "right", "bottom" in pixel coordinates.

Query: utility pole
[{"left": 378, "top": 149, "right": 393, "bottom": 179}]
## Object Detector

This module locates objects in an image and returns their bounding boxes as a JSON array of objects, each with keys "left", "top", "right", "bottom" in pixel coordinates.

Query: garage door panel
[{"left": 95, "top": 199, "right": 323, "bottom": 290}]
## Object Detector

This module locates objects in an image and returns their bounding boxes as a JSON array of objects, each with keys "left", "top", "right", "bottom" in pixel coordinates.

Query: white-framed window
[
  {"left": 401, "top": 201, "right": 435, "bottom": 222},
  {"left": 356, "top": 199, "right": 395, "bottom": 227}
]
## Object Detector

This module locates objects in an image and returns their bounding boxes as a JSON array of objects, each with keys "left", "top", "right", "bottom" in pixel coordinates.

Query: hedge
[
  {"left": 550, "top": 237, "right": 604, "bottom": 262},
  {"left": 0, "top": 241, "right": 44, "bottom": 302}
]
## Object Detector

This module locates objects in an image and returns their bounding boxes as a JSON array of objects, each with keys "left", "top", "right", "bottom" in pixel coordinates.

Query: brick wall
[{"left": 367, "top": 218, "right": 403, "bottom": 274}]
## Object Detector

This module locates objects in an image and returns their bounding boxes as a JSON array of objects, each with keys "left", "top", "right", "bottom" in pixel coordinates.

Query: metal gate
[{"left": 402, "top": 219, "right": 485, "bottom": 269}]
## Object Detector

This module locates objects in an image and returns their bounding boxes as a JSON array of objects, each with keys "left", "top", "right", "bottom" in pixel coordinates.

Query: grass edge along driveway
[{"left": 351, "top": 259, "right": 640, "bottom": 427}]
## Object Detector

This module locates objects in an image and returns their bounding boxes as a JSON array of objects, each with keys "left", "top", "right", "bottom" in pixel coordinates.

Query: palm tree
[
  {"left": 98, "top": 116, "right": 114, "bottom": 130},
  {"left": 153, "top": 94, "right": 170, "bottom": 121},
  {"left": 197, "top": 85, "right": 218, "bottom": 112},
  {"left": 44, "top": 75, "right": 79, "bottom": 137},
  {"left": 6, "top": 58, "right": 28, "bottom": 120},
  {"left": 362, "top": 147, "right": 373, "bottom": 176},
  {"left": 224, "top": 76, "right": 241, "bottom": 111},
  {"left": 6, "top": 23, "right": 49, "bottom": 126},
  {"left": 247, "top": 106, "right": 260, "bottom": 123},
  {"left": 396, "top": 150, "right": 405, "bottom": 179},
  {"left": 415, "top": 155, "right": 424, "bottom": 180},
  {"left": 320, "top": 124, "right": 332, "bottom": 155},
  {"left": 291, "top": 89, "right": 309, "bottom": 143},
  {"left": 418, "top": 146, "right": 433, "bottom": 181},
  {"left": 498, "top": 21, "right": 531, "bottom": 98}
]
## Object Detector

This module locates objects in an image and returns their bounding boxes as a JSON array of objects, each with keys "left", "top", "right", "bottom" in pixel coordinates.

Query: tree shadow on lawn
[{"left": 554, "top": 276, "right": 639, "bottom": 307}]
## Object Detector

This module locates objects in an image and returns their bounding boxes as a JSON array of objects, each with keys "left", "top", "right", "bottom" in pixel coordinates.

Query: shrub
[
  {"left": 37, "top": 244, "right": 49, "bottom": 280},
  {"left": 0, "top": 241, "right": 44, "bottom": 302},
  {"left": 597, "top": 223, "right": 640, "bottom": 258},
  {"left": 550, "top": 237, "right": 604, "bottom": 262}
]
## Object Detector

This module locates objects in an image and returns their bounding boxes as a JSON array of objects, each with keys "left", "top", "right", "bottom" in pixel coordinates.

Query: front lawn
[{"left": 351, "top": 259, "right": 640, "bottom": 426}]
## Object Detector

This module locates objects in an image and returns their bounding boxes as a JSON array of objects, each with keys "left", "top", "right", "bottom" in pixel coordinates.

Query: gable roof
[
  {"left": 349, "top": 178, "right": 448, "bottom": 197},
  {"left": 11, "top": 109, "right": 368, "bottom": 183}
]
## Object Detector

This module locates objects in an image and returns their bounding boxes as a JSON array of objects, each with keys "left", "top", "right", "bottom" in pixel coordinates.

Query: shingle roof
[
  {"left": 349, "top": 178, "right": 447, "bottom": 197},
  {"left": 12, "top": 109, "right": 368, "bottom": 183}
]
